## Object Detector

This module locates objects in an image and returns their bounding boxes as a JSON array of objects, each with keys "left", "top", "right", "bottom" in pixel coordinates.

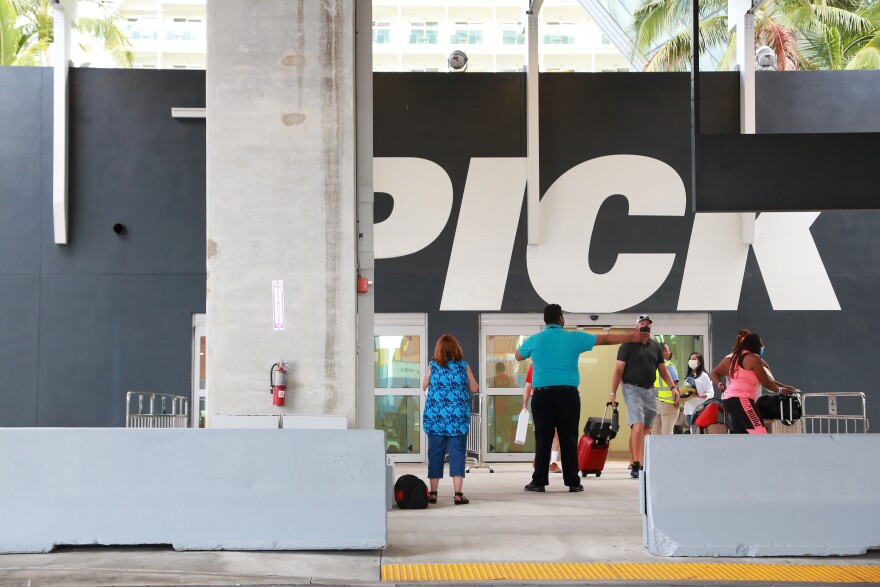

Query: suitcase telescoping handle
[
  {"left": 602, "top": 401, "right": 621, "bottom": 434},
  {"left": 780, "top": 389, "right": 801, "bottom": 426}
]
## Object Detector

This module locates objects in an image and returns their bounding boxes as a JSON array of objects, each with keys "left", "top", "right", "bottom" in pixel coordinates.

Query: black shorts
[{"left": 723, "top": 396, "right": 768, "bottom": 434}]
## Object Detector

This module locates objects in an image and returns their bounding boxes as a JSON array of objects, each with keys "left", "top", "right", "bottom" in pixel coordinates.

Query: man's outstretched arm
[{"left": 596, "top": 328, "right": 649, "bottom": 346}]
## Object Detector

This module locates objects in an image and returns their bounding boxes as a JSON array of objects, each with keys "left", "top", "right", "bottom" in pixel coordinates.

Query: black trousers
[
  {"left": 531, "top": 386, "right": 580, "bottom": 487},
  {"left": 723, "top": 396, "right": 768, "bottom": 434}
]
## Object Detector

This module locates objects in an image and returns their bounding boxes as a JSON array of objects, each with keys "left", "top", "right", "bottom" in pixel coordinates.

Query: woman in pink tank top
[
  {"left": 709, "top": 329, "right": 750, "bottom": 392},
  {"left": 723, "top": 333, "right": 797, "bottom": 434}
]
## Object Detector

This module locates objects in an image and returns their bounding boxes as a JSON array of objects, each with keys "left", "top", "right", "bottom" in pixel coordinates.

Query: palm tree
[
  {"left": 631, "top": 0, "right": 879, "bottom": 70},
  {"left": 630, "top": 0, "right": 727, "bottom": 71},
  {"left": 797, "top": 0, "right": 880, "bottom": 68},
  {"left": 0, "top": 0, "right": 132, "bottom": 67},
  {"left": 0, "top": 0, "right": 51, "bottom": 65}
]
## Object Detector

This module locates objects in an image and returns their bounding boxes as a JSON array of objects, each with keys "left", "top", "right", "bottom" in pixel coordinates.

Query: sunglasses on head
[{"left": 638, "top": 315, "right": 652, "bottom": 322}]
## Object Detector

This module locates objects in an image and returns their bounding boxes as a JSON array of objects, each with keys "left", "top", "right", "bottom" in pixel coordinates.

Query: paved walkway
[{"left": 0, "top": 462, "right": 876, "bottom": 585}]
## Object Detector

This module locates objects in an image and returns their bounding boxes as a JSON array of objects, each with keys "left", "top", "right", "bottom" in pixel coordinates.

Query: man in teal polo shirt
[{"left": 516, "top": 304, "right": 648, "bottom": 492}]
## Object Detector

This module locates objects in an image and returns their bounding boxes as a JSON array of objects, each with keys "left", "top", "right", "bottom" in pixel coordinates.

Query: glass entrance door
[
  {"left": 478, "top": 313, "right": 710, "bottom": 462},
  {"left": 572, "top": 314, "right": 709, "bottom": 460},
  {"left": 375, "top": 314, "right": 427, "bottom": 463},
  {"left": 573, "top": 325, "right": 632, "bottom": 461},
  {"left": 479, "top": 316, "right": 541, "bottom": 461}
]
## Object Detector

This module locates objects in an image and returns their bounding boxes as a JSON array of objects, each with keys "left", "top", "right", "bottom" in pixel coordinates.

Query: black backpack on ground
[{"left": 394, "top": 474, "right": 429, "bottom": 509}]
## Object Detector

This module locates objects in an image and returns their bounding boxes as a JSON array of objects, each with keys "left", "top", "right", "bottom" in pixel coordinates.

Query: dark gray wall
[
  {"left": 694, "top": 72, "right": 880, "bottom": 211},
  {"left": 2, "top": 68, "right": 878, "bottom": 428},
  {"left": 0, "top": 67, "right": 206, "bottom": 426},
  {"left": 756, "top": 70, "right": 880, "bottom": 133},
  {"left": 374, "top": 71, "right": 880, "bottom": 429}
]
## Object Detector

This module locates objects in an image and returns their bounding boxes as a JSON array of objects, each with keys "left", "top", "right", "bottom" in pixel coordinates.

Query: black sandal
[
  {"left": 454, "top": 492, "right": 469, "bottom": 505},
  {"left": 428, "top": 491, "right": 438, "bottom": 504}
]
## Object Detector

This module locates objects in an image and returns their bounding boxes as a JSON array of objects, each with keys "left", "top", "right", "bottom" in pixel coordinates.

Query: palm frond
[
  {"left": 810, "top": 4, "right": 873, "bottom": 35},
  {"left": 2, "top": 0, "right": 133, "bottom": 67},
  {"left": 843, "top": 30, "right": 880, "bottom": 69},
  {"left": 798, "top": 27, "right": 834, "bottom": 67},
  {"left": 861, "top": 0, "right": 880, "bottom": 26},
  {"left": 13, "top": 35, "right": 47, "bottom": 65},
  {"left": 716, "top": 29, "right": 738, "bottom": 70},
  {"left": 699, "top": 0, "right": 730, "bottom": 16},
  {"left": 782, "top": 3, "right": 819, "bottom": 31},
  {"left": 645, "top": 28, "right": 693, "bottom": 70},
  {"left": 76, "top": 15, "right": 133, "bottom": 67},
  {"left": 632, "top": 0, "right": 689, "bottom": 54},
  {"left": 1, "top": 0, "right": 52, "bottom": 66},
  {"left": 631, "top": 0, "right": 732, "bottom": 55},
  {"left": 643, "top": 16, "right": 731, "bottom": 71},
  {"left": 844, "top": 45, "right": 880, "bottom": 68},
  {"left": 698, "top": 15, "right": 731, "bottom": 53},
  {"left": 0, "top": 0, "right": 22, "bottom": 65}
]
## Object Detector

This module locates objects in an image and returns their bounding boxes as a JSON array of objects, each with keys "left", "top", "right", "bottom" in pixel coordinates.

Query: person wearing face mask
[
  {"left": 683, "top": 352, "right": 713, "bottom": 434},
  {"left": 724, "top": 333, "right": 797, "bottom": 434},
  {"left": 710, "top": 329, "right": 750, "bottom": 394},
  {"left": 652, "top": 343, "right": 680, "bottom": 436},
  {"left": 516, "top": 304, "right": 648, "bottom": 492},
  {"left": 611, "top": 315, "right": 678, "bottom": 478}
]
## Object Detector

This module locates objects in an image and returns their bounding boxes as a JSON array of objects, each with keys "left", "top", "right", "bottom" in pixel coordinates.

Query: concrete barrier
[
  {"left": 212, "top": 414, "right": 279, "bottom": 428},
  {"left": 0, "top": 428, "right": 387, "bottom": 553},
  {"left": 643, "top": 434, "right": 880, "bottom": 557},
  {"left": 282, "top": 414, "right": 348, "bottom": 429}
]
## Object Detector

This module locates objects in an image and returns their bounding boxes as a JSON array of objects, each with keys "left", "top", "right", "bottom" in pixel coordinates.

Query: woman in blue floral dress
[{"left": 421, "top": 334, "right": 479, "bottom": 505}]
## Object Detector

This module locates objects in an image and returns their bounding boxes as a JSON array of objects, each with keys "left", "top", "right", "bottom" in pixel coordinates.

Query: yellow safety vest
[{"left": 655, "top": 360, "right": 676, "bottom": 404}]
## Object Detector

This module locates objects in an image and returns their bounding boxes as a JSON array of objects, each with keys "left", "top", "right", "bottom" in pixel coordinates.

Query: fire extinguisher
[{"left": 270, "top": 361, "right": 289, "bottom": 406}]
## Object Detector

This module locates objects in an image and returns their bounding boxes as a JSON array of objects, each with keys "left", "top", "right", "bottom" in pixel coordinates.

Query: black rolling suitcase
[{"left": 577, "top": 403, "right": 619, "bottom": 477}]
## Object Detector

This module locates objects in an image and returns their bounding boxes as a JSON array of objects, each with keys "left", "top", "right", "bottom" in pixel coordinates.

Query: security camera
[
  {"left": 590, "top": 315, "right": 599, "bottom": 321},
  {"left": 755, "top": 46, "right": 777, "bottom": 69},
  {"left": 447, "top": 50, "right": 468, "bottom": 72}
]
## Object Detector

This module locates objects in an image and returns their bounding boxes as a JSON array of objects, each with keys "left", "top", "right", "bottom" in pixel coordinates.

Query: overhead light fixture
[
  {"left": 755, "top": 45, "right": 777, "bottom": 70},
  {"left": 447, "top": 50, "right": 468, "bottom": 72}
]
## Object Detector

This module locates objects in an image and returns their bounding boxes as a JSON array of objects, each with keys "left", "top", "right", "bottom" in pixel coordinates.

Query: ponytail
[
  {"left": 730, "top": 329, "right": 750, "bottom": 357},
  {"left": 727, "top": 329, "right": 750, "bottom": 380},
  {"left": 729, "top": 333, "right": 762, "bottom": 379}
]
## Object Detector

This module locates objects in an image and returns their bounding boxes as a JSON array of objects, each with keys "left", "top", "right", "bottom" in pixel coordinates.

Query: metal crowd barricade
[
  {"left": 466, "top": 393, "right": 493, "bottom": 473},
  {"left": 802, "top": 392, "right": 869, "bottom": 434},
  {"left": 126, "top": 391, "right": 190, "bottom": 428}
]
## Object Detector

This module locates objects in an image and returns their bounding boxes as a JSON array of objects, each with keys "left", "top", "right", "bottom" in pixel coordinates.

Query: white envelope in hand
[{"left": 514, "top": 408, "right": 530, "bottom": 445}]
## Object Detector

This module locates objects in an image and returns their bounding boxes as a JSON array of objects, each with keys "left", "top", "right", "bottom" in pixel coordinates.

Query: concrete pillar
[
  {"left": 206, "top": 1, "right": 357, "bottom": 425},
  {"left": 355, "top": 0, "right": 376, "bottom": 430}
]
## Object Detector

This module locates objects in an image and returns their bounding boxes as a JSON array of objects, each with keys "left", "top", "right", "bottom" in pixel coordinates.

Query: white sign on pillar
[{"left": 272, "top": 280, "right": 286, "bottom": 331}]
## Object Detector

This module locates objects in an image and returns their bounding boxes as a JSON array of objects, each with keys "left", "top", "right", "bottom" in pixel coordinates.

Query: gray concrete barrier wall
[
  {"left": 643, "top": 434, "right": 880, "bottom": 557},
  {"left": 0, "top": 429, "right": 387, "bottom": 553}
]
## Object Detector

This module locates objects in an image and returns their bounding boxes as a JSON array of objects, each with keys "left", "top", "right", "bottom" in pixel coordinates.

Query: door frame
[
  {"left": 374, "top": 313, "right": 428, "bottom": 463},
  {"left": 478, "top": 312, "right": 711, "bottom": 462},
  {"left": 479, "top": 315, "right": 542, "bottom": 462}
]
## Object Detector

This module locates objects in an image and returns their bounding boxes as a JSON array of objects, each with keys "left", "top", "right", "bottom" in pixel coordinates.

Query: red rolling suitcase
[{"left": 578, "top": 402, "right": 619, "bottom": 477}]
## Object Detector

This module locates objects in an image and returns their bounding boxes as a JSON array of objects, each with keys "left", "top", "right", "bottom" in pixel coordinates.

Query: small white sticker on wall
[{"left": 272, "top": 280, "right": 286, "bottom": 331}]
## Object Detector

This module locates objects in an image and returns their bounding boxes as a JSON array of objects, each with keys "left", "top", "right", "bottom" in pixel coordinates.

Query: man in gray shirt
[{"left": 611, "top": 315, "right": 678, "bottom": 478}]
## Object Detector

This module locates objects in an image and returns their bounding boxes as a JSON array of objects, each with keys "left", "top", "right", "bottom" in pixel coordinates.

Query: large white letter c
[{"left": 527, "top": 155, "right": 685, "bottom": 312}]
